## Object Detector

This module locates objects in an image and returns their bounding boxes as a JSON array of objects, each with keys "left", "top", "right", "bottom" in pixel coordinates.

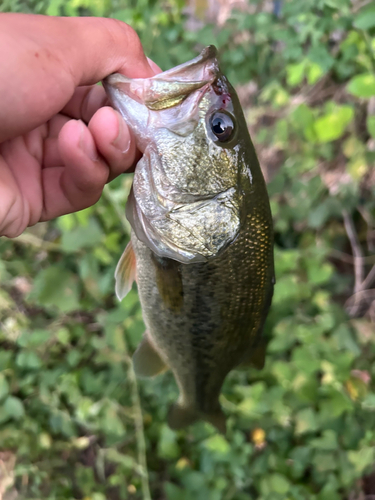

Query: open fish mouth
[
  {"left": 104, "top": 45, "right": 219, "bottom": 111},
  {"left": 103, "top": 46, "right": 222, "bottom": 146}
]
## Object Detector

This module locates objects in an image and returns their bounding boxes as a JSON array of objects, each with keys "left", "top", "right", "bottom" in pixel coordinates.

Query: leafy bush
[{"left": 1, "top": 1, "right": 375, "bottom": 499}]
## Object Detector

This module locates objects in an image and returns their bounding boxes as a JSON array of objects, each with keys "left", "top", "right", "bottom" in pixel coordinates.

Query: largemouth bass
[{"left": 103, "top": 46, "right": 274, "bottom": 432}]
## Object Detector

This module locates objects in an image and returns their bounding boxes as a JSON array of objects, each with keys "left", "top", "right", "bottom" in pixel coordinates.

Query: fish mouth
[{"left": 103, "top": 45, "right": 219, "bottom": 111}]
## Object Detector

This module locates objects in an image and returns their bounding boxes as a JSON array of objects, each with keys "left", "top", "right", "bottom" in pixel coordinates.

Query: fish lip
[
  {"left": 104, "top": 45, "right": 218, "bottom": 84},
  {"left": 156, "top": 44, "right": 218, "bottom": 81},
  {"left": 103, "top": 45, "right": 220, "bottom": 106}
]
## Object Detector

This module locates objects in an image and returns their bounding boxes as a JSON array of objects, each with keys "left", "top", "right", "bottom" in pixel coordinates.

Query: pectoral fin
[
  {"left": 239, "top": 340, "right": 267, "bottom": 371},
  {"left": 115, "top": 241, "right": 136, "bottom": 301},
  {"left": 132, "top": 333, "right": 168, "bottom": 378}
]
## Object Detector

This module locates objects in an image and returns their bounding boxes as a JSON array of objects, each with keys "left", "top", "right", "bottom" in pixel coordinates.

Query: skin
[{"left": 0, "top": 13, "right": 160, "bottom": 238}]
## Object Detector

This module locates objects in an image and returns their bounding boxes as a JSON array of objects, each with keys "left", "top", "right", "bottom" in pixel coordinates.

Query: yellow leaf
[{"left": 252, "top": 427, "right": 266, "bottom": 447}]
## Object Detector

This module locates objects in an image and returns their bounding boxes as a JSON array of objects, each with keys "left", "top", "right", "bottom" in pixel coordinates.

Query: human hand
[{"left": 0, "top": 14, "right": 158, "bottom": 237}]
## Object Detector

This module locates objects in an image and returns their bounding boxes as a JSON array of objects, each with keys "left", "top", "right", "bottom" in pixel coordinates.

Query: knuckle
[
  {"left": 0, "top": 191, "right": 26, "bottom": 238},
  {"left": 103, "top": 19, "right": 138, "bottom": 46},
  {"left": 100, "top": 18, "right": 145, "bottom": 60}
]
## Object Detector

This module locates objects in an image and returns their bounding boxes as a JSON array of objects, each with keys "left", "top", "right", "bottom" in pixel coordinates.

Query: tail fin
[{"left": 167, "top": 403, "right": 226, "bottom": 434}]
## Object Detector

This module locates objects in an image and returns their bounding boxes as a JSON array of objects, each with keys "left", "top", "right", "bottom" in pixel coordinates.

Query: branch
[
  {"left": 122, "top": 328, "right": 151, "bottom": 500},
  {"left": 13, "top": 232, "right": 60, "bottom": 252},
  {"left": 352, "top": 0, "right": 373, "bottom": 13},
  {"left": 361, "top": 264, "right": 375, "bottom": 292},
  {"left": 342, "top": 210, "right": 364, "bottom": 295}
]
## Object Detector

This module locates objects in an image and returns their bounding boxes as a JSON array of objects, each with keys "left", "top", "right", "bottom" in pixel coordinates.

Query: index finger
[{"left": 0, "top": 14, "right": 155, "bottom": 142}]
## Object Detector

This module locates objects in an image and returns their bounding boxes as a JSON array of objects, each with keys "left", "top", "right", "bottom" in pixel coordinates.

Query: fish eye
[{"left": 209, "top": 111, "right": 235, "bottom": 142}]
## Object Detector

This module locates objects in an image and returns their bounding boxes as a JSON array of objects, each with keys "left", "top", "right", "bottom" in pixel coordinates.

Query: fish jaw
[
  {"left": 102, "top": 80, "right": 150, "bottom": 152},
  {"left": 102, "top": 45, "right": 220, "bottom": 151},
  {"left": 103, "top": 45, "right": 219, "bottom": 106}
]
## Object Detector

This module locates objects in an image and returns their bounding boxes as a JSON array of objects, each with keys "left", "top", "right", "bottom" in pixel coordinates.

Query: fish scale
[{"left": 104, "top": 45, "right": 274, "bottom": 432}]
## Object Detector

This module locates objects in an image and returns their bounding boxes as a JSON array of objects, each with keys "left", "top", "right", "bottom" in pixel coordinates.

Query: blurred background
[{"left": 0, "top": 0, "right": 375, "bottom": 499}]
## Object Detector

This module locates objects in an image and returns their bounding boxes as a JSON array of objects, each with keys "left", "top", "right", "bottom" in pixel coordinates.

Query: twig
[
  {"left": 361, "top": 265, "right": 375, "bottom": 292},
  {"left": 346, "top": 289, "right": 375, "bottom": 317},
  {"left": 357, "top": 205, "right": 375, "bottom": 254},
  {"left": 352, "top": 0, "right": 373, "bottom": 13},
  {"left": 342, "top": 210, "right": 364, "bottom": 295},
  {"left": 357, "top": 206, "right": 374, "bottom": 229},
  {"left": 122, "top": 329, "right": 151, "bottom": 500},
  {"left": 329, "top": 249, "right": 375, "bottom": 265},
  {"left": 13, "top": 232, "right": 60, "bottom": 252},
  {"left": 342, "top": 210, "right": 375, "bottom": 317}
]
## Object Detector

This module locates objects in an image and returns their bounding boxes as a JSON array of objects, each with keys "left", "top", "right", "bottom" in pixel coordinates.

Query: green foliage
[
  {"left": 347, "top": 73, "right": 375, "bottom": 98},
  {"left": 1, "top": 0, "right": 375, "bottom": 499}
]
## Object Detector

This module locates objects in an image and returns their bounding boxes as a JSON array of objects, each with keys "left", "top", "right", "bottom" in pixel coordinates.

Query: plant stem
[{"left": 122, "top": 330, "right": 151, "bottom": 500}]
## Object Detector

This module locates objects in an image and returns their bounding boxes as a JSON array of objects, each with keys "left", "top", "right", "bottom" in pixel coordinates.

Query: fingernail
[
  {"left": 78, "top": 120, "right": 98, "bottom": 162},
  {"left": 147, "top": 57, "right": 162, "bottom": 75},
  {"left": 112, "top": 112, "right": 131, "bottom": 154}
]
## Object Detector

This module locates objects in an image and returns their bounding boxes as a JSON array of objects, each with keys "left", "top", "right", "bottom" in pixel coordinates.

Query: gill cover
[{"left": 104, "top": 46, "right": 241, "bottom": 264}]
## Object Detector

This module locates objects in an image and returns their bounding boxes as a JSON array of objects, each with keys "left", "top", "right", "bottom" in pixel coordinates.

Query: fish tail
[{"left": 168, "top": 403, "right": 226, "bottom": 434}]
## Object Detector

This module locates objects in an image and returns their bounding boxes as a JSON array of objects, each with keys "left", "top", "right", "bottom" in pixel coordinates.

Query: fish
[{"left": 103, "top": 46, "right": 275, "bottom": 433}]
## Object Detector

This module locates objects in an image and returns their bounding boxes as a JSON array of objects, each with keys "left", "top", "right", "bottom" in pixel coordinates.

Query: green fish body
[{"left": 104, "top": 46, "right": 274, "bottom": 432}]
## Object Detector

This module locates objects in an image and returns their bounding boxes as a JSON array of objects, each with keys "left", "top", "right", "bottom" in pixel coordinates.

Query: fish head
[{"left": 104, "top": 46, "right": 252, "bottom": 263}]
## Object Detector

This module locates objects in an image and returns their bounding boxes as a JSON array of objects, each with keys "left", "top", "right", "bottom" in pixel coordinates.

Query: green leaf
[
  {"left": 49, "top": 412, "right": 75, "bottom": 437},
  {"left": 307, "top": 62, "right": 324, "bottom": 85},
  {"left": 308, "top": 197, "right": 342, "bottom": 228},
  {"left": 0, "top": 374, "right": 9, "bottom": 401},
  {"left": 320, "top": 390, "right": 353, "bottom": 419},
  {"left": 104, "top": 449, "right": 135, "bottom": 469},
  {"left": 310, "top": 430, "right": 338, "bottom": 450},
  {"left": 181, "top": 471, "right": 207, "bottom": 492},
  {"left": 3, "top": 396, "right": 25, "bottom": 420},
  {"left": 261, "top": 473, "right": 290, "bottom": 495},
  {"left": 16, "top": 351, "right": 42, "bottom": 369},
  {"left": 347, "top": 73, "right": 375, "bottom": 98},
  {"left": 367, "top": 115, "right": 375, "bottom": 138},
  {"left": 158, "top": 425, "right": 181, "bottom": 460},
  {"left": 354, "top": 4, "right": 375, "bottom": 30},
  {"left": 165, "top": 483, "right": 188, "bottom": 500},
  {"left": 289, "top": 447, "right": 312, "bottom": 479},
  {"left": 292, "top": 346, "right": 321, "bottom": 375},
  {"left": 57, "top": 327, "right": 70, "bottom": 345},
  {"left": 269, "top": 474, "right": 290, "bottom": 494},
  {"left": 17, "top": 329, "right": 50, "bottom": 348},
  {"left": 46, "top": 0, "right": 64, "bottom": 15},
  {"left": 314, "top": 105, "right": 354, "bottom": 143},
  {"left": 308, "top": 45, "right": 334, "bottom": 73},
  {"left": 306, "top": 262, "right": 334, "bottom": 285},
  {"left": 202, "top": 434, "right": 230, "bottom": 457},
  {"left": 362, "top": 393, "right": 375, "bottom": 409},
  {"left": 295, "top": 408, "right": 318, "bottom": 435},
  {"left": 29, "top": 267, "right": 80, "bottom": 313},
  {"left": 348, "top": 447, "right": 375, "bottom": 474},
  {"left": 286, "top": 60, "right": 306, "bottom": 87},
  {"left": 61, "top": 218, "right": 103, "bottom": 253},
  {"left": 312, "top": 452, "right": 337, "bottom": 472}
]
